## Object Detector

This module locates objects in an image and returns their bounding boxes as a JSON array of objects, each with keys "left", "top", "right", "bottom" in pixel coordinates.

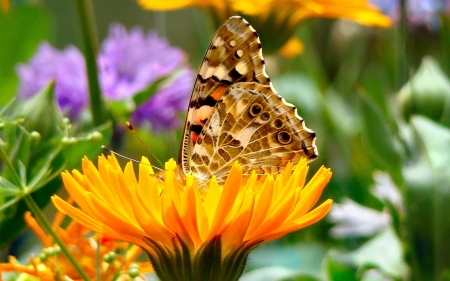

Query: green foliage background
[{"left": 1, "top": 1, "right": 450, "bottom": 281}]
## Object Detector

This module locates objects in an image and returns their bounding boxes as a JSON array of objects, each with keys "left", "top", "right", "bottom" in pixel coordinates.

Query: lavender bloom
[
  {"left": 16, "top": 24, "right": 193, "bottom": 131},
  {"left": 98, "top": 23, "right": 186, "bottom": 100},
  {"left": 16, "top": 42, "right": 88, "bottom": 119},
  {"left": 371, "top": 0, "right": 448, "bottom": 30},
  {"left": 132, "top": 68, "right": 193, "bottom": 132},
  {"left": 98, "top": 23, "right": 193, "bottom": 132}
]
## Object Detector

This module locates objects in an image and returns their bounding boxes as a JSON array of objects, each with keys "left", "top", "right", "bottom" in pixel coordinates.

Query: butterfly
[{"left": 178, "top": 16, "right": 317, "bottom": 190}]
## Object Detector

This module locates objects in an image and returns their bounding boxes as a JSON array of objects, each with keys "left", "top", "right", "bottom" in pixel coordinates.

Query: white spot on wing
[
  {"left": 235, "top": 61, "right": 248, "bottom": 75},
  {"left": 201, "top": 65, "right": 217, "bottom": 79},
  {"left": 230, "top": 40, "right": 237, "bottom": 47},
  {"left": 236, "top": 49, "right": 244, "bottom": 58},
  {"left": 213, "top": 64, "right": 231, "bottom": 81},
  {"left": 213, "top": 36, "right": 225, "bottom": 47}
]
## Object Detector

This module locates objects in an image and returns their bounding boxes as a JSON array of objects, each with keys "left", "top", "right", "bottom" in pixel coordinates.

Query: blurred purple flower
[
  {"left": 98, "top": 23, "right": 193, "bottom": 131},
  {"left": 132, "top": 68, "right": 193, "bottom": 132},
  {"left": 370, "top": 0, "right": 448, "bottom": 30},
  {"left": 16, "top": 23, "right": 193, "bottom": 131},
  {"left": 16, "top": 42, "right": 88, "bottom": 119},
  {"left": 98, "top": 23, "right": 186, "bottom": 100}
]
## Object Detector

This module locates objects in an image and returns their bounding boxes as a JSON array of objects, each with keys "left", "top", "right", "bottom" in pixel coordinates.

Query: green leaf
[
  {"left": 398, "top": 57, "right": 450, "bottom": 127},
  {"left": 361, "top": 64, "right": 395, "bottom": 127},
  {"left": 133, "top": 74, "right": 171, "bottom": 106},
  {"left": 323, "top": 252, "right": 357, "bottom": 281},
  {"left": 0, "top": 176, "right": 19, "bottom": 193},
  {"left": 0, "top": 111, "right": 111, "bottom": 249},
  {"left": 20, "top": 80, "right": 63, "bottom": 139},
  {"left": 246, "top": 242, "right": 327, "bottom": 278},
  {"left": 323, "top": 90, "right": 359, "bottom": 138},
  {"left": 333, "top": 26, "right": 370, "bottom": 95},
  {"left": 411, "top": 116, "right": 450, "bottom": 176},
  {"left": 410, "top": 116, "right": 450, "bottom": 278},
  {"left": 272, "top": 73, "right": 322, "bottom": 120},
  {"left": 241, "top": 267, "right": 320, "bottom": 281},
  {"left": 0, "top": 5, "right": 52, "bottom": 105},
  {"left": 346, "top": 227, "right": 407, "bottom": 279},
  {"left": 357, "top": 93, "right": 402, "bottom": 185}
]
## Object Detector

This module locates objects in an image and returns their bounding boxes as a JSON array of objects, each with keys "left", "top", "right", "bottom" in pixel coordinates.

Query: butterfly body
[{"left": 179, "top": 16, "right": 317, "bottom": 189}]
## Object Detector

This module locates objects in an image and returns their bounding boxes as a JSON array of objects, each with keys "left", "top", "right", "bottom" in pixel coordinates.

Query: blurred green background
[{"left": 2, "top": 0, "right": 450, "bottom": 280}]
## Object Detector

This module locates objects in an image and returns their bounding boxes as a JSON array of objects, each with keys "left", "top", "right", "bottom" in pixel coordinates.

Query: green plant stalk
[
  {"left": 111, "top": 243, "right": 134, "bottom": 281},
  {"left": 0, "top": 145, "right": 24, "bottom": 189},
  {"left": 23, "top": 194, "right": 90, "bottom": 281},
  {"left": 74, "top": 0, "right": 108, "bottom": 126},
  {"left": 397, "top": 0, "right": 408, "bottom": 88}
]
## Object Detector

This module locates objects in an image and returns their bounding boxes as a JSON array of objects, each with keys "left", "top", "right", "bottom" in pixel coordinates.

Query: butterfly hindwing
[
  {"left": 189, "top": 82, "right": 317, "bottom": 186},
  {"left": 178, "top": 16, "right": 318, "bottom": 189}
]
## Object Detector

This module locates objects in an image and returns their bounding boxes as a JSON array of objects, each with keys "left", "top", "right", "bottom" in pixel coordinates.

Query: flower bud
[{"left": 398, "top": 57, "right": 450, "bottom": 124}]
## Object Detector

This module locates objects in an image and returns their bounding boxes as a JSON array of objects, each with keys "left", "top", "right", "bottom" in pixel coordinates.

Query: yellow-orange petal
[{"left": 279, "top": 37, "right": 304, "bottom": 57}]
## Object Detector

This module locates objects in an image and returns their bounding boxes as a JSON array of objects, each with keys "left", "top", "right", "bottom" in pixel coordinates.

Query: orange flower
[
  {"left": 139, "top": 0, "right": 391, "bottom": 54},
  {"left": 52, "top": 154, "right": 332, "bottom": 280},
  {"left": 0, "top": 208, "right": 152, "bottom": 280}
]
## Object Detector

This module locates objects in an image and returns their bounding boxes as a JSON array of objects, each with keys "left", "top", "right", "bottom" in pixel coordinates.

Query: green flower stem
[
  {"left": 397, "top": 0, "right": 408, "bottom": 88},
  {"left": 111, "top": 243, "right": 134, "bottom": 281},
  {"left": 74, "top": 0, "right": 108, "bottom": 126},
  {"left": 23, "top": 194, "right": 90, "bottom": 281},
  {"left": 0, "top": 145, "right": 23, "bottom": 189}
]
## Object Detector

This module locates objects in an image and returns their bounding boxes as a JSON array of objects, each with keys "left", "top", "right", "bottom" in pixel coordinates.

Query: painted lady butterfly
[{"left": 179, "top": 16, "right": 317, "bottom": 189}]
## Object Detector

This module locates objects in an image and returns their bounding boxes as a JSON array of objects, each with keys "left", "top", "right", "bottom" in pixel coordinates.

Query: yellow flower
[
  {"left": 1, "top": 0, "right": 9, "bottom": 12},
  {"left": 139, "top": 0, "right": 391, "bottom": 54},
  {"left": 0, "top": 207, "right": 152, "bottom": 280},
  {"left": 52, "top": 154, "right": 332, "bottom": 280}
]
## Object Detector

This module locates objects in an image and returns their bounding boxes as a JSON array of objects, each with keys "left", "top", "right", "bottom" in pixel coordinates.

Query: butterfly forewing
[
  {"left": 178, "top": 16, "right": 318, "bottom": 189},
  {"left": 179, "top": 16, "right": 270, "bottom": 174}
]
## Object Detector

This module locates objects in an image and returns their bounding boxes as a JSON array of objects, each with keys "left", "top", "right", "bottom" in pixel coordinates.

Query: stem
[
  {"left": 74, "top": 0, "right": 108, "bottom": 126},
  {"left": 0, "top": 145, "right": 24, "bottom": 189},
  {"left": 397, "top": 0, "right": 408, "bottom": 89},
  {"left": 111, "top": 244, "right": 133, "bottom": 281},
  {"left": 23, "top": 194, "right": 91, "bottom": 281}
]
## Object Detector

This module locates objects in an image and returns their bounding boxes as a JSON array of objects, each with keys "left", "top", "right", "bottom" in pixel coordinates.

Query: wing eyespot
[
  {"left": 273, "top": 118, "right": 283, "bottom": 128},
  {"left": 277, "top": 130, "right": 292, "bottom": 145},
  {"left": 261, "top": 112, "right": 270, "bottom": 121},
  {"left": 249, "top": 103, "right": 263, "bottom": 117}
]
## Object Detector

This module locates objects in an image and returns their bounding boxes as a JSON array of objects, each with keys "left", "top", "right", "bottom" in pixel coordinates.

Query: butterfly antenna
[
  {"left": 125, "top": 122, "right": 164, "bottom": 168},
  {"left": 101, "top": 146, "right": 162, "bottom": 172}
]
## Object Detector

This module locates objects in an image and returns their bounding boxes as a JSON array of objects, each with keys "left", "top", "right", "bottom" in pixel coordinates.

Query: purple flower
[
  {"left": 16, "top": 24, "right": 194, "bottom": 131},
  {"left": 132, "top": 68, "right": 193, "bottom": 132},
  {"left": 16, "top": 42, "right": 88, "bottom": 119},
  {"left": 98, "top": 23, "right": 186, "bottom": 100},
  {"left": 371, "top": 0, "right": 448, "bottom": 30},
  {"left": 98, "top": 23, "right": 193, "bottom": 132}
]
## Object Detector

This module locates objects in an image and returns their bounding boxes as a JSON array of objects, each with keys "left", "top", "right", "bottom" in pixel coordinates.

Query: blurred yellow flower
[
  {"left": 140, "top": 0, "right": 390, "bottom": 27},
  {"left": 52, "top": 154, "right": 332, "bottom": 280},
  {"left": 0, "top": 206, "right": 151, "bottom": 281},
  {"left": 139, "top": 0, "right": 391, "bottom": 55},
  {"left": 279, "top": 37, "right": 304, "bottom": 58},
  {"left": 1, "top": 0, "right": 9, "bottom": 12}
]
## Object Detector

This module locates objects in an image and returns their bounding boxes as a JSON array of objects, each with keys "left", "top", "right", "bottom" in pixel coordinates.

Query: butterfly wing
[
  {"left": 179, "top": 16, "right": 271, "bottom": 175},
  {"left": 190, "top": 82, "right": 318, "bottom": 186}
]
